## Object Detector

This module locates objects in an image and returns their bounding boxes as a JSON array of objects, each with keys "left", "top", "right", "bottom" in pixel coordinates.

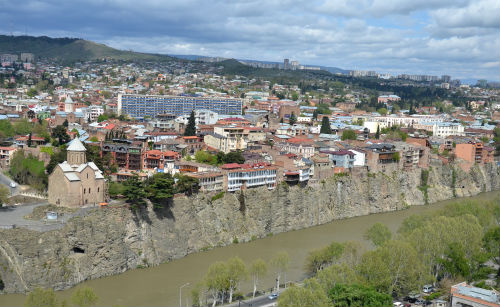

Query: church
[{"left": 48, "top": 138, "right": 106, "bottom": 208}]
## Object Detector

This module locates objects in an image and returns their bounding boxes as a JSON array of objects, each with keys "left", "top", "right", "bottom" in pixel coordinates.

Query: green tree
[
  {"left": 108, "top": 182, "right": 125, "bottom": 197},
  {"left": 305, "top": 242, "right": 344, "bottom": 274},
  {"left": 123, "top": 175, "right": 147, "bottom": 210},
  {"left": 271, "top": 251, "right": 290, "bottom": 292},
  {"left": 51, "top": 125, "right": 70, "bottom": 145},
  {"left": 289, "top": 112, "right": 297, "bottom": 125},
  {"left": 249, "top": 258, "right": 267, "bottom": 298},
  {"left": 341, "top": 129, "right": 357, "bottom": 141},
  {"left": 0, "top": 120, "right": 15, "bottom": 137},
  {"left": 358, "top": 240, "right": 429, "bottom": 296},
  {"left": 315, "top": 263, "right": 360, "bottom": 292},
  {"left": 89, "top": 136, "right": 98, "bottom": 142},
  {"left": 27, "top": 133, "right": 32, "bottom": 147},
  {"left": 24, "top": 288, "right": 59, "bottom": 307},
  {"left": 364, "top": 223, "right": 392, "bottom": 247},
  {"left": 174, "top": 174, "right": 199, "bottom": 195},
  {"left": 47, "top": 147, "right": 67, "bottom": 174},
  {"left": 291, "top": 92, "right": 299, "bottom": 101},
  {"left": 184, "top": 110, "right": 197, "bottom": 136},
  {"left": 482, "top": 226, "right": 500, "bottom": 268},
  {"left": 312, "top": 110, "right": 319, "bottom": 121},
  {"left": 71, "top": 286, "right": 98, "bottom": 307},
  {"left": 62, "top": 119, "right": 68, "bottom": 128},
  {"left": 223, "top": 151, "right": 245, "bottom": 164},
  {"left": 146, "top": 173, "right": 174, "bottom": 209},
  {"left": 227, "top": 257, "right": 247, "bottom": 303},
  {"left": 195, "top": 150, "right": 217, "bottom": 165},
  {"left": 97, "top": 114, "right": 108, "bottom": 122},
  {"left": 328, "top": 283, "right": 392, "bottom": 307},
  {"left": 278, "top": 281, "right": 329, "bottom": 307},
  {"left": 205, "top": 261, "right": 229, "bottom": 307},
  {"left": 0, "top": 185, "right": 9, "bottom": 207},
  {"left": 377, "top": 108, "right": 388, "bottom": 115},
  {"left": 375, "top": 125, "right": 380, "bottom": 139},
  {"left": 320, "top": 117, "right": 332, "bottom": 134}
]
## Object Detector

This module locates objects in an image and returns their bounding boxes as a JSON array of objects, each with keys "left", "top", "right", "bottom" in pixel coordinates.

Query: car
[
  {"left": 393, "top": 302, "right": 403, "bottom": 307},
  {"left": 415, "top": 299, "right": 425, "bottom": 305},
  {"left": 268, "top": 293, "right": 279, "bottom": 300},
  {"left": 9, "top": 182, "right": 16, "bottom": 188},
  {"left": 423, "top": 284, "right": 433, "bottom": 293}
]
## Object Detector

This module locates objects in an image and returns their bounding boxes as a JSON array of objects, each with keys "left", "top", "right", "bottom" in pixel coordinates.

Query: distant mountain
[{"left": 0, "top": 35, "right": 175, "bottom": 63}]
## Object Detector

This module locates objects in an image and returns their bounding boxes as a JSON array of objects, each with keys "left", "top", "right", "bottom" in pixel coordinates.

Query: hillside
[
  {"left": 0, "top": 35, "right": 175, "bottom": 63},
  {"left": 216, "top": 58, "right": 336, "bottom": 80}
]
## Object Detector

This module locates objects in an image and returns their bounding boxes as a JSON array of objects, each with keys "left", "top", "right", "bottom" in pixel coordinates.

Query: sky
[{"left": 2, "top": 0, "right": 499, "bottom": 81}]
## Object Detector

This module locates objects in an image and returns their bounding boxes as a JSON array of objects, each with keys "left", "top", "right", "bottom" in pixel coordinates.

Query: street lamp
[{"left": 179, "top": 282, "right": 190, "bottom": 307}]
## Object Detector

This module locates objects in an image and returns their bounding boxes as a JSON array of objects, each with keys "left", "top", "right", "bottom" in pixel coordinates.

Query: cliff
[{"left": 0, "top": 163, "right": 499, "bottom": 293}]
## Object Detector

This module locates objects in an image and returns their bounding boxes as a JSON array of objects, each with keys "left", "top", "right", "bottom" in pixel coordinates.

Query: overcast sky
[{"left": 2, "top": 0, "right": 499, "bottom": 80}]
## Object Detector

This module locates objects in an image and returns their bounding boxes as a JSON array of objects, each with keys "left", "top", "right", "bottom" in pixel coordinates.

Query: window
[
  {"left": 83, "top": 188, "right": 86, "bottom": 194},
  {"left": 98, "top": 187, "right": 100, "bottom": 192},
  {"left": 87, "top": 173, "right": 88, "bottom": 179},
  {"left": 89, "top": 188, "right": 91, "bottom": 193}
]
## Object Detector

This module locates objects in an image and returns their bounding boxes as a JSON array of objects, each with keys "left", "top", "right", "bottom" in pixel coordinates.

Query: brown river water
[{"left": 1, "top": 191, "right": 498, "bottom": 307}]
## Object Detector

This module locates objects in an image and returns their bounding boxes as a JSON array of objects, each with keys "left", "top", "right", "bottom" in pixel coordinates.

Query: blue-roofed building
[{"left": 451, "top": 282, "right": 499, "bottom": 307}]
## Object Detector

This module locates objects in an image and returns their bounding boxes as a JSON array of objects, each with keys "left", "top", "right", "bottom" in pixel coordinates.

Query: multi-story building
[
  {"left": 118, "top": 94, "right": 243, "bottom": 119},
  {"left": 455, "top": 142, "right": 493, "bottom": 164},
  {"left": 101, "top": 139, "right": 145, "bottom": 170},
  {"left": 365, "top": 143, "right": 400, "bottom": 172},
  {"left": 222, "top": 162, "right": 277, "bottom": 192},
  {"left": 83, "top": 105, "right": 105, "bottom": 123},
  {"left": 320, "top": 150, "right": 355, "bottom": 169},
  {"left": 143, "top": 150, "right": 180, "bottom": 170},
  {"left": 413, "top": 122, "right": 464, "bottom": 137},
  {"left": 0, "top": 146, "right": 16, "bottom": 167},
  {"left": 204, "top": 126, "right": 249, "bottom": 153}
]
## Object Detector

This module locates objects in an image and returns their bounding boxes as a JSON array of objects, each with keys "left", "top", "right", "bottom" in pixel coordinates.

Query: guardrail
[{"left": 17, "top": 192, "right": 48, "bottom": 199}]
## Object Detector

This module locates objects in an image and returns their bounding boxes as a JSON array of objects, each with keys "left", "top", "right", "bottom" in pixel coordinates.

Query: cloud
[{"left": 0, "top": 0, "right": 498, "bottom": 80}]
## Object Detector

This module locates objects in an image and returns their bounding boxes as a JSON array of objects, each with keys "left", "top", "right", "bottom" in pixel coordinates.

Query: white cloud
[{"left": 0, "top": 0, "right": 498, "bottom": 80}]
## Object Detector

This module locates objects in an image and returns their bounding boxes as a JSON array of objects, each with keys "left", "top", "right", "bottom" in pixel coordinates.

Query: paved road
[
  {"left": 0, "top": 171, "right": 19, "bottom": 195},
  {"left": 0, "top": 201, "right": 48, "bottom": 228},
  {"left": 225, "top": 290, "right": 286, "bottom": 307}
]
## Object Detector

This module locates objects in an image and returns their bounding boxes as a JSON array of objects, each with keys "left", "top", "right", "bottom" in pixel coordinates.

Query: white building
[
  {"left": 413, "top": 122, "right": 465, "bottom": 137},
  {"left": 175, "top": 109, "right": 219, "bottom": 126}
]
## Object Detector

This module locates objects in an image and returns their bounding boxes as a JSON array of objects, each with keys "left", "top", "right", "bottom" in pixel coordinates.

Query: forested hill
[{"left": 0, "top": 35, "right": 175, "bottom": 63}]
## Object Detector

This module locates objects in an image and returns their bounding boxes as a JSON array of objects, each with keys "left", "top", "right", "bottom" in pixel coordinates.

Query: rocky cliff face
[{"left": 0, "top": 163, "right": 499, "bottom": 293}]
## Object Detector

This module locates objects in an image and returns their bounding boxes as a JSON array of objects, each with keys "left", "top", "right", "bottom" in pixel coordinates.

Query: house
[
  {"left": 450, "top": 282, "right": 499, "bottom": 307},
  {"left": 48, "top": 138, "right": 105, "bottom": 208},
  {"left": 185, "top": 171, "right": 224, "bottom": 192},
  {"left": 365, "top": 143, "right": 400, "bottom": 172},
  {"left": 221, "top": 162, "right": 277, "bottom": 192},
  {"left": 203, "top": 126, "right": 248, "bottom": 153},
  {"left": 320, "top": 150, "right": 355, "bottom": 169},
  {"left": 276, "top": 137, "right": 315, "bottom": 158}
]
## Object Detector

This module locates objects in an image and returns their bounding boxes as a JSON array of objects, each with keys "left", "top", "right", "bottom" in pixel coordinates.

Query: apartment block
[
  {"left": 221, "top": 162, "right": 277, "bottom": 192},
  {"left": 118, "top": 94, "right": 243, "bottom": 119}
]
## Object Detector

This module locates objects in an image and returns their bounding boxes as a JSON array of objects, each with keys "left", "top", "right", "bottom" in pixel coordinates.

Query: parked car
[
  {"left": 10, "top": 182, "right": 16, "bottom": 188},
  {"left": 405, "top": 291, "right": 421, "bottom": 303},
  {"left": 393, "top": 302, "right": 403, "bottom": 307},
  {"left": 268, "top": 293, "right": 279, "bottom": 300},
  {"left": 423, "top": 284, "right": 433, "bottom": 293}
]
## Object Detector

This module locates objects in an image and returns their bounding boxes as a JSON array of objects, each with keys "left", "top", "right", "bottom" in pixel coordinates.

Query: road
[
  {"left": 225, "top": 289, "right": 286, "bottom": 307},
  {"left": 0, "top": 171, "right": 19, "bottom": 195}
]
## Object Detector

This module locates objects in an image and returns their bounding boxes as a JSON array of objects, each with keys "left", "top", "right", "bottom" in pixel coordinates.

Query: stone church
[{"left": 48, "top": 138, "right": 106, "bottom": 208}]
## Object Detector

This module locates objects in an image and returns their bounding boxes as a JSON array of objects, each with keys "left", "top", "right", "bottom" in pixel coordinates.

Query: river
[{"left": 0, "top": 191, "right": 497, "bottom": 307}]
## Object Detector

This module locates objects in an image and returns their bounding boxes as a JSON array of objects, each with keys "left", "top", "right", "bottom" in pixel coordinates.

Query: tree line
[
  {"left": 277, "top": 198, "right": 500, "bottom": 307},
  {"left": 191, "top": 251, "right": 290, "bottom": 307}
]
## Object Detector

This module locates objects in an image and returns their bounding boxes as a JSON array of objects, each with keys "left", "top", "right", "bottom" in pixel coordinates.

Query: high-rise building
[
  {"left": 284, "top": 59, "right": 289, "bottom": 70},
  {"left": 118, "top": 94, "right": 243, "bottom": 119}
]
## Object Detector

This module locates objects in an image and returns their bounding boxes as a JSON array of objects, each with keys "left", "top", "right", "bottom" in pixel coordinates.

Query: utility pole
[{"left": 179, "top": 282, "right": 189, "bottom": 307}]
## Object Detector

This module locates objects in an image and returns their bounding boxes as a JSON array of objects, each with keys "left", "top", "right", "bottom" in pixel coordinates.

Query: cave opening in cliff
[
  {"left": 0, "top": 277, "right": 4, "bottom": 290},
  {"left": 72, "top": 247, "right": 85, "bottom": 254}
]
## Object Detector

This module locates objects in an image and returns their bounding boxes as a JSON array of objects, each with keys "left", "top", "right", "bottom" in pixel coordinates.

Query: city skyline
[{"left": 1, "top": 0, "right": 499, "bottom": 81}]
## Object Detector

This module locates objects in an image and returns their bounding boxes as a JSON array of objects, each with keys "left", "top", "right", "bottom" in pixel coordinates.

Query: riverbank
[
  {"left": 0, "top": 163, "right": 499, "bottom": 304},
  {"left": 1, "top": 191, "right": 498, "bottom": 307}
]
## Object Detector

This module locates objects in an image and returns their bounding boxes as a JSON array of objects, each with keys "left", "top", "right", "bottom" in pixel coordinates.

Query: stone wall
[{"left": 0, "top": 162, "right": 499, "bottom": 293}]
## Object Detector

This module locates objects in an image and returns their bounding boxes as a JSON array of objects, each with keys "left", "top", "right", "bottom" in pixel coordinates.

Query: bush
[{"left": 211, "top": 191, "right": 225, "bottom": 202}]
